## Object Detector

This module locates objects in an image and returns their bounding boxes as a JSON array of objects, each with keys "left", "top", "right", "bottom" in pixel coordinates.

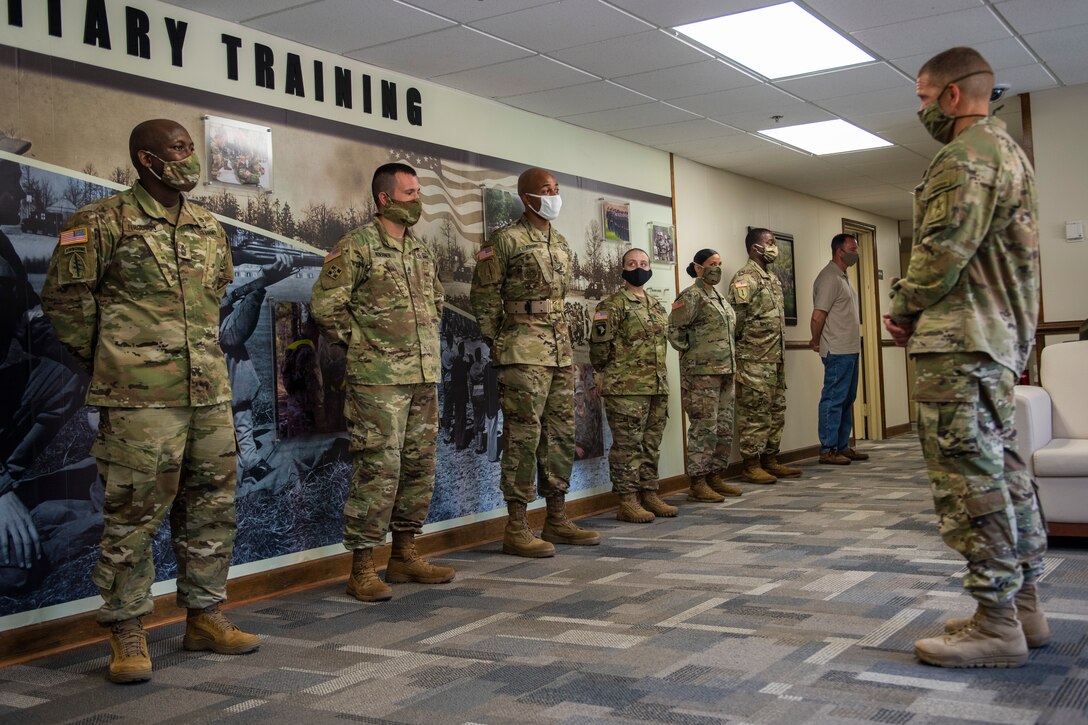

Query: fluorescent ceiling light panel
[
  {"left": 674, "top": 2, "right": 872, "bottom": 79},
  {"left": 758, "top": 119, "right": 892, "bottom": 155}
]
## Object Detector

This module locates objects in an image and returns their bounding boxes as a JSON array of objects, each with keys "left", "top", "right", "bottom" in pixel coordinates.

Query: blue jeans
[{"left": 818, "top": 353, "right": 859, "bottom": 452}]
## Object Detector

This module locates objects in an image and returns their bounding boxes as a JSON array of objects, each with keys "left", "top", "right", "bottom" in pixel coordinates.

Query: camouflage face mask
[
  {"left": 700, "top": 265, "right": 723, "bottom": 285},
  {"left": 381, "top": 198, "right": 422, "bottom": 227},
  {"left": 145, "top": 151, "right": 201, "bottom": 192}
]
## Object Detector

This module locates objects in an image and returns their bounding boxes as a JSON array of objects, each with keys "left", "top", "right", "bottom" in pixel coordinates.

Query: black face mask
[{"left": 622, "top": 268, "right": 652, "bottom": 287}]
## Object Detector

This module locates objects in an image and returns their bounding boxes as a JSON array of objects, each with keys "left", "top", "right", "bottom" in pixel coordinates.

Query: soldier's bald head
[
  {"left": 918, "top": 47, "right": 994, "bottom": 103},
  {"left": 129, "top": 119, "right": 189, "bottom": 168},
  {"left": 517, "top": 168, "right": 556, "bottom": 197}
]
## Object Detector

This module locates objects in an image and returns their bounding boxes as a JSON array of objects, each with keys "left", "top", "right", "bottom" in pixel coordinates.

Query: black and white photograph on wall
[
  {"left": 650, "top": 222, "right": 676, "bottom": 264},
  {"left": 481, "top": 186, "right": 523, "bottom": 241},
  {"left": 601, "top": 199, "right": 630, "bottom": 243},
  {"left": 205, "top": 114, "right": 273, "bottom": 190}
]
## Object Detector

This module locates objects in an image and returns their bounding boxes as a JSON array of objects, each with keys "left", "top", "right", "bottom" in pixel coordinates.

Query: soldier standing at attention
[
  {"left": 471, "top": 167, "right": 600, "bottom": 557},
  {"left": 40, "top": 119, "right": 259, "bottom": 684},
  {"left": 884, "top": 47, "right": 1047, "bottom": 669},
  {"left": 590, "top": 247, "right": 674, "bottom": 523},
  {"left": 727, "top": 229, "right": 802, "bottom": 485},
  {"left": 311, "top": 162, "right": 454, "bottom": 603},
  {"left": 668, "top": 249, "right": 743, "bottom": 503}
]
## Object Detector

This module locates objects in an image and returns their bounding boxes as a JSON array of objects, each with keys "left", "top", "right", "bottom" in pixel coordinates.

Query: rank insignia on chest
[
  {"left": 477, "top": 246, "right": 494, "bottom": 261},
  {"left": 60, "top": 227, "right": 89, "bottom": 246},
  {"left": 324, "top": 264, "right": 343, "bottom": 280},
  {"left": 324, "top": 248, "right": 342, "bottom": 263},
  {"left": 593, "top": 310, "right": 608, "bottom": 320}
]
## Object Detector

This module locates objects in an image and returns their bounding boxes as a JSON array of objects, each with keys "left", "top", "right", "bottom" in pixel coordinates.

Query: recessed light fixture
[
  {"left": 675, "top": 2, "right": 873, "bottom": 79},
  {"left": 758, "top": 119, "right": 892, "bottom": 155}
]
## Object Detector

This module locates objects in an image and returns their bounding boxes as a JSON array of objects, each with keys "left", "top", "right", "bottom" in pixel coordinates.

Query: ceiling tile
[
  {"left": 470, "top": 0, "right": 651, "bottom": 53},
  {"left": 820, "top": 86, "right": 918, "bottom": 118},
  {"left": 612, "top": 119, "right": 740, "bottom": 146},
  {"left": 806, "top": 0, "right": 980, "bottom": 33},
  {"left": 852, "top": 7, "right": 1013, "bottom": 61},
  {"left": 1022, "top": 24, "right": 1088, "bottom": 85},
  {"left": 559, "top": 102, "right": 700, "bottom": 133},
  {"left": 551, "top": 30, "right": 709, "bottom": 79},
  {"left": 891, "top": 36, "right": 1037, "bottom": 80},
  {"left": 660, "top": 132, "right": 765, "bottom": 159},
  {"left": 614, "top": 60, "right": 757, "bottom": 100},
  {"left": 670, "top": 83, "right": 802, "bottom": 118},
  {"left": 245, "top": 0, "right": 455, "bottom": 54},
  {"left": 986, "top": 64, "right": 1061, "bottom": 95},
  {"left": 995, "top": 0, "right": 1088, "bottom": 36},
  {"left": 347, "top": 26, "right": 532, "bottom": 78},
  {"left": 605, "top": 0, "right": 778, "bottom": 27},
  {"left": 432, "top": 56, "right": 597, "bottom": 98},
  {"left": 501, "top": 81, "right": 650, "bottom": 116},
  {"left": 402, "top": 0, "right": 557, "bottom": 23},
  {"left": 777, "top": 63, "right": 910, "bottom": 101},
  {"left": 718, "top": 104, "right": 839, "bottom": 133},
  {"left": 161, "top": 0, "right": 310, "bottom": 23}
]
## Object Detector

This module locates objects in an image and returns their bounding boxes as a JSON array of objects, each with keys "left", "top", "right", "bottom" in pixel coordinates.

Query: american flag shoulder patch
[
  {"left": 324, "top": 248, "right": 342, "bottom": 263},
  {"left": 734, "top": 280, "right": 748, "bottom": 288},
  {"left": 59, "top": 227, "right": 89, "bottom": 245},
  {"left": 477, "top": 246, "right": 494, "bottom": 261},
  {"left": 672, "top": 299, "right": 685, "bottom": 309},
  {"left": 593, "top": 310, "right": 608, "bottom": 320}
]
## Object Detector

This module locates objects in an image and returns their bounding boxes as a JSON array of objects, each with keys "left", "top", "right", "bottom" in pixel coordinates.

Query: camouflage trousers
[
  {"left": 681, "top": 373, "right": 734, "bottom": 477},
  {"left": 91, "top": 404, "right": 237, "bottom": 624},
  {"left": 496, "top": 364, "right": 574, "bottom": 504},
  {"left": 914, "top": 353, "right": 1047, "bottom": 606},
  {"left": 735, "top": 361, "right": 786, "bottom": 458},
  {"left": 603, "top": 393, "right": 669, "bottom": 494},
  {"left": 344, "top": 383, "right": 438, "bottom": 550}
]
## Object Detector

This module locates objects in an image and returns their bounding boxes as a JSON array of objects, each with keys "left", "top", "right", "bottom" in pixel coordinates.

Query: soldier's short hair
[
  {"left": 372, "top": 162, "right": 417, "bottom": 205},
  {"left": 621, "top": 247, "right": 648, "bottom": 265},
  {"left": 745, "top": 227, "right": 772, "bottom": 252},
  {"left": 918, "top": 47, "right": 993, "bottom": 102},
  {"left": 831, "top": 233, "right": 855, "bottom": 255}
]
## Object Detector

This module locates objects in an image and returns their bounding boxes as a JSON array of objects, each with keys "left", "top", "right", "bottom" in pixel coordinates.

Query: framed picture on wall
[
  {"left": 748, "top": 227, "right": 798, "bottom": 326},
  {"left": 481, "top": 186, "right": 524, "bottom": 241},
  {"left": 601, "top": 199, "right": 630, "bottom": 243},
  {"left": 649, "top": 222, "right": 675, "bottom": 264},
  {"left": 204, "top": 115, "right": 273, "bottom": 190}
]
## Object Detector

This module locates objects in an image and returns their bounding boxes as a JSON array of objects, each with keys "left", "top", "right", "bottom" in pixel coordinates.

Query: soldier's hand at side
[
  {"left": 0, "top": 491, "right": 41, "bottom": 569},
  {"left": 882, "top": 313, "right": 913, "bottom": 347}
]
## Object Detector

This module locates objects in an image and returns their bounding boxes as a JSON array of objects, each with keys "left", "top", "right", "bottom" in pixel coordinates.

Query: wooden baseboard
[
  {"left": 885, "top": 423, "right": 914, "bottom": 438},
  {"left": 1047, "top": 522, "right": 1088, "bottom": 538},
  {"left": 0, "top": 474, "right": 693, "bottom": 667}
]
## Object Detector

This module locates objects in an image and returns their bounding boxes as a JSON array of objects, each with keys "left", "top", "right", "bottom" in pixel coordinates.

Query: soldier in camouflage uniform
[
  {"left": 311, "top": 163, "right": 454, "bottom": 603},
  {"left": 40, "top": 120, "right": 259, "bottom": 685},
  {"left": 470, "top": 167, "right": 600, "bottom": 557},
  {"left": 884, "top": 48, "right": 1047, "bottom": 669},
  {"left": 667, "top": 249, "right": 744, "bottom": 502},
  {"left": 591, "top": 248, "right": 674, "bottom": 523},
  {"left": 727, "top": 229, "right": 802, "bottom": 484}
]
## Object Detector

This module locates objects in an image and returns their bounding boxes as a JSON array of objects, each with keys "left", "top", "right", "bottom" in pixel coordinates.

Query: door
[{"left": 842, "top": 220, "right": 883, "bottom": 440}]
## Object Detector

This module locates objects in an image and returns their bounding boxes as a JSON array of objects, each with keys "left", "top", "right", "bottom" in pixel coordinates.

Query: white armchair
[{"left": 1015, "top": 339, "right": 1088, "bottom": 536}]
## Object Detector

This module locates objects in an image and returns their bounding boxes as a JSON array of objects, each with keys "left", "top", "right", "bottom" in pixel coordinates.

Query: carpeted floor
[{"left": 2, "top": 437, "right": 1087, "bottom": 725}]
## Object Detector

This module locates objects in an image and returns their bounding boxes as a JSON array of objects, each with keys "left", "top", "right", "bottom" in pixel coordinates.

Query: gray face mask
[{"left": 841, "top": 251, "right": 859, "bottom": 267}]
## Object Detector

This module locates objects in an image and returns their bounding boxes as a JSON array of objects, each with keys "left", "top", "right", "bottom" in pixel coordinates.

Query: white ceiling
[{"left": 164, "top": 0, "right": 1086, "bottom": 220}]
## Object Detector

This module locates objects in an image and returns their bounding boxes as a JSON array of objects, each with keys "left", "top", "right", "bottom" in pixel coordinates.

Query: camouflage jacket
[
  {"left": 590, "top": 288, "right": 668, "bottom": 394},
  {"left": 470, "top": 215, "right": 572, "bottom": 367},
  {"left": 891, "top": 117, "right": 1039, "bottom": 374},
  {"left": 667, "top": 278, "right": 736, "bottom": 376},
  {"left": 727, "top": 259, "right": 785, "bottom": 363},
  {"left": 40, "top": 183, "right": 233, "bottom": 407},
  {"left": 310, "top": 219, "right": 443, "bottom": 385}
]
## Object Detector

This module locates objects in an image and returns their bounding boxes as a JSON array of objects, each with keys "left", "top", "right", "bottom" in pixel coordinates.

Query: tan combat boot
[
  {"left": 183, "top": 605, "right": 261, "bottom": 654},
  {"left": 641, "top": 490, "right": 678, "bottom": 517},
  {"left": 346, "top": 548, "right": 393, "bottom": 602},
  {"left": 688, "top": 475, "right": 725, "bottom": 503},
  {"left": 617, "top": 492, "right": 655, "bottom": 523},
  {"left": 915, "top": 602, "right": 1028, "bottom": 668},
  {"left": 386, "top": 531, "right": 455, "bottom": 584},
  {"left": 761, "top": 454, "right": 802, "bottom": 478},
  {"left": 944, "top": 581, "right": 1051, "bottom": 648},
  {"left": 707, "top": 471, "right": 743, "bottom": 497},
  {"left": 107, "top": 617, "right": 152, "bottom": 684},
  {"left": 741, "top": 457, "right": 777, "bottom": 484},
  {"left": 542, "top": 495, "right": 601, "bottom": 545},
  {"left": 503, "top": 501, "right": 556, "bottom": 558}
]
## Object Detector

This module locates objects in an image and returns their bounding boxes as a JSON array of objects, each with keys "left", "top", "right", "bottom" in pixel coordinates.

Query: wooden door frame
[{"left": 841, "top": 218, "right": 886, "bottom": 439}]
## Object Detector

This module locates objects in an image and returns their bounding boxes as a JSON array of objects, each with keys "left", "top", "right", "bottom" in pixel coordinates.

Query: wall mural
[{"left": 0, "top": 51, "right": 671, "bottom": 621}]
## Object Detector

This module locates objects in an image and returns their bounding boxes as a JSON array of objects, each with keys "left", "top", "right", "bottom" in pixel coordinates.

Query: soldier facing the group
[
  {"left": 668, "top": 248, "right": 743, "bottom": 502},
  {"left": 727, "top": 229, "right": 802, "bottom": 484},
  {"left": 470, "top": 167, "right": 600, "bottom": 558},
  {"left": 40, "top": 119, "right": 260, "bottom": 684},
  {"left": 590, "top": 247, "right": 675, "bottom": 523},
  {"left": 311, "top": 162, "right": 455, "bottom": 603}
]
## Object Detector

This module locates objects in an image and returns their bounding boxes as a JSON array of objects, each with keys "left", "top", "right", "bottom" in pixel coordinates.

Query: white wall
[
  {"left": 671, "top": 156, "right": 910, "bottom": 453},
  {"left": 1030, "top": 83, "right": 1088, "bottom": 324}
]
